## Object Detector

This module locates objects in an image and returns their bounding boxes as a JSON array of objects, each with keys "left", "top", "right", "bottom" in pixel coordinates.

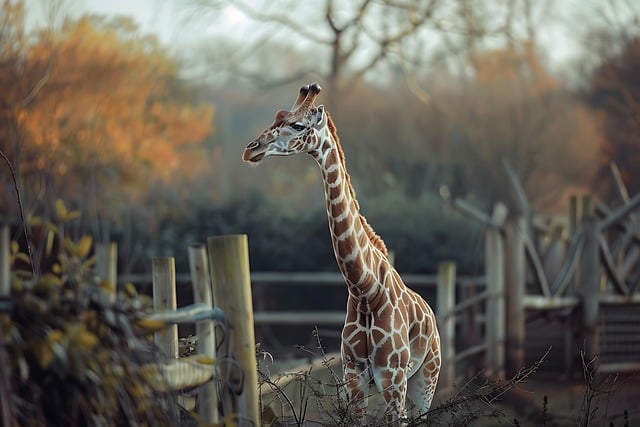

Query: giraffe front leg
[
  {"left": 406, "top": 347, "right": 441, "bottom": 416},
  {"left": 371, "top": 366, "right": 408, "bottom": 422},
  {"left": 342, "top": 357, "right": 370, "bottom": 417}
]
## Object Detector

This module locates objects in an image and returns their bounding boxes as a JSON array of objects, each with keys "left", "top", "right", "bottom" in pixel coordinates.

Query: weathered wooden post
[
  {"left": 207, "top": 235, "right": 259, "bottom": 426},
  {"left": 0, "top": 225, "right": 9, "bottom": 293},
  {"left": 485, "top": 222, "right": 505, "bottom": 379},
  {"left": 580, "top": 202, "right": 600, "bottom": 363},
  {"left": 95, "top": 242, "right": 117, "bottom": 301},
  {"left": 437, "top": 261, "right": 456, "bottom": 387},
  {"left": 188, "top": 244, "right": 219, "bottom": 425},
  {"left": 504, "top": 217, "right": 526, "bottom": 378},
  {"left": 152, "top": 257, "right": 178, "bottom": 359}
]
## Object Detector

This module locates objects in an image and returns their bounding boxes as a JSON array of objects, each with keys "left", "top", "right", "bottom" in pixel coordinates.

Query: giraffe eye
[{"left": 290, "top": 123, "right": 306, "bottom": 131}]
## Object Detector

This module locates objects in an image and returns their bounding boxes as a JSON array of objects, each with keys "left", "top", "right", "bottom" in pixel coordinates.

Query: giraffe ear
[{"left": 313, "top": 105, "right": 327, "bottom": 130}]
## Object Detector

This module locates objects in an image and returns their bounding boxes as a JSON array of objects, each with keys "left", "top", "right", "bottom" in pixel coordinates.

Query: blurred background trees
[{"left": 1, "top": 0, "right": 639, "bottom": 274}]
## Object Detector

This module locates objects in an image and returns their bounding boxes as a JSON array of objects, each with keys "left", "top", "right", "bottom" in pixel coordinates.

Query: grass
[{"left": 254, "top": 329, "right": 632, "bottom": 426}]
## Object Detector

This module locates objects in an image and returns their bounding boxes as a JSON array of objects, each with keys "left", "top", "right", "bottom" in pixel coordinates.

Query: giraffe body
[{"left": 243, "top": 83, "right": 440, "bottom": 421}]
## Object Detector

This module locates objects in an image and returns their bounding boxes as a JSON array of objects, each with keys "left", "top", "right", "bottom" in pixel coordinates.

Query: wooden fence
[
  {"left": 118, "top": 266, "right": 495, "bottom": 389},
  {"left": 0, "top": 229, "right": 261, "bottom": 426},
  {"left": 5, "top": 183, "right": 640, "bottom": 424}
]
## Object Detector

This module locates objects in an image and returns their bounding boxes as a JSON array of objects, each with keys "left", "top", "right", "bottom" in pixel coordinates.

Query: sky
[
  {"left": 24, "top": 0, "right": 639, "bottom": 75},
  {"left": 69, "top": 0, "right": 586, "bottom": 67},
  {"left": 72, "top": 0, "right": 247, "bottom": 46}
]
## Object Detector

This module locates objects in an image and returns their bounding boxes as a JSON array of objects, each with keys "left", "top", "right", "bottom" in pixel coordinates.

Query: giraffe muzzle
[{"left": 242, "top": 141, "right": 266, "bottom": 163}]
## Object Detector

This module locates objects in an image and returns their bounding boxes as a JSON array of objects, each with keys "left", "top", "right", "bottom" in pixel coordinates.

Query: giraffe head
[{"left": 242, "top": 82, "right": 328, "bottom": 164}]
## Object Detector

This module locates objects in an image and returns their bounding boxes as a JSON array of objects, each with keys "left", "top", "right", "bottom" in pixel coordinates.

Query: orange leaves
[
  {"left": 472, "top": 46, "right": 559, "bottom": 94},
  {"left": 10, "top": 12, "right": 214, "bottom": 204}
]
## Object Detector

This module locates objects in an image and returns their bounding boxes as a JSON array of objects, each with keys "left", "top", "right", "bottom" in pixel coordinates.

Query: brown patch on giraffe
[
  {"left": 325, "top": 113, "right": 388, "bottom": 256},
  {"left": 371, "top": 326, "right": 384, "bottom": 339},
  {"left": 336, "top": 230, "right": 355, "bottom": 255},
  {"left": 325, "top": 168, "right": 340, "bottom": 185},
  {"left": 270, "top": 109, "right": 291, "bottom": 128},
  {"left": 425, "top": 360, "right": 437, "bottom": 371}
]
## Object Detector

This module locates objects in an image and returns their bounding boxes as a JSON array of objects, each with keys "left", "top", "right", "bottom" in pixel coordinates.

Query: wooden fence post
[
  {"left": 207, "top": 235, "right": 260, "bottom": 426},
  {"left": 95, "top": 242, "right": 117, "bottom": 301},
  {"left": 504, "top": 217, "right": 526, "bottom": 378},
  {"left": 188, "top": 244, "right": 219, "bottom": 425},
  {"left": 152, "top": 257, "right": 178, "bottom": 359},
  {"left": 485, "top": 226, "right": 505, "bottom": 379},
  {"left": 437, "top": 261, "right": 456, "bottom": 387},
  {"left": 0, "top": 225, "right": 9, "bottom": 294},
  {"left": 581, "top": 215, "right": 600, "bottom": 363}
]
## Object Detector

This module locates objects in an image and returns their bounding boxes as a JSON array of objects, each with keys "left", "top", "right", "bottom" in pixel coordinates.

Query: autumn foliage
[
  {"left": 589, "top": 35, "right": 640, "bottom": 195},
  {"left": 1, "top": 3, "right": 214, "bottom": 221}
]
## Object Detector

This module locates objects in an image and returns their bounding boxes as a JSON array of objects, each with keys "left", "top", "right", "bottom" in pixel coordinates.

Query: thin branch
[
  {"left": 228, "top": 0, "right": 333, "bottom": 44},
  {"left": 20, "top": 65, "right": 51, "bottom": 108},
  {"left": 0, "top": 149, "right": 35, "bottom": 278}
]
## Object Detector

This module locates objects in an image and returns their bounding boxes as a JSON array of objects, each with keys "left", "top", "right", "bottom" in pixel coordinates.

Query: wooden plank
[
  {"left": 599, "top": 192, "right": 640, "bottom": 230},
  {"left": 610, "top": 162, "right": 631, "bottom": 203},
  {"left": 188, "top": 244, "right": 218, "bottom": 426},
  {"left": 551, "top": 229, "right": 585, "bottom": 296},
  {"left": 523, "top": 295, "right": 579, "bottom": 310},
  {"left": 152, "top": 257, "right": 178, "bottom": 359},
  {"left": 436, "top": 261, "right": 456, "bottom": 387},
  {"left": 117, "top": 272, "right": 462, "bottom": 288},
  {"left": 254, "top": 311, "right": 345, "bottom": 325},
  {"left": 208, "top": 235, "right": 260, "bottom": 426},
  {"left": 599, "top": 235, "right": 629, "bottom": 295},
  {"left": 451, "top": 290, "right": 491, "bottom": 315},
  {"left": 599, "top": 293, "right": 640, "bottom": 304},
  {"left": 504, "top": 217, "right": 526, "bottom": 378},
  {"left": 454, "top": 343, "right": 487, "bottom": 363},
  {"left": 599, "top": 362, "right": 640, "bottom": 374},
  {"left": 95, "top": 242, "right": 117, "bottom": 301},
  {"left": 485, "top": 225, "right": 505, "bottom": 379},
  {"left": 522, "top": 230, "right": 551, "bottom": 297},
  {"left": 618, "top": 245, "right": 640, "bottom": 279},
  {"left": 581, "top": 217, "right": 600, "bottom": 362}
]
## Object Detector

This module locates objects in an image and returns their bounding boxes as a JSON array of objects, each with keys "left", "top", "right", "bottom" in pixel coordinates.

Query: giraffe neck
[{"left": 310, "top": 114, "right": 389, "bottom": 301}]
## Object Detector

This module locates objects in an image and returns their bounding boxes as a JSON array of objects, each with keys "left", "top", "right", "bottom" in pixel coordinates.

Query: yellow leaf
[
  {"left": 55, "top": 199, "right": 68, "bottom": 220},
  {"left": 29, "top": 215, "right": 43, "bottom": 226},
  {"left": 63, "top": 210, "right": 81, "bottom": 222},
  {"left": 64, "top": 237, "right": 76, "bottom": 255},
  {"left": 33, "top": 341, "right": 54, "bottom": 369},
  {"left": 15, "top": 269, "right": 33, "bottom": 279},
  {"left": 75, "top": 235, "right": 93, "bottom": 258},
  {"left": 124, "top": 282, "right": 137, "bottom": 297},
  {"left": 45, "top": 229, "right": 55, "bottom": 257},
  {"left": 10, "top": 241, "right": 19, "bottom": 254},
  {"left": 15, "top": 253, "right": 31, "bottom": 264},
  {"left": 136, "top": 318, "right": 167, "bottom": 333},
  {"left": 48, "top": 329, "right": 65, "bottom": 344},
  {"left": 99, "top": 280, "right": 115, "bottom": 293},
  {"left": 42, "top": 222, "right": 59, "bottom": 233},
  {"left": 82, "top": 256, "right": 96, "bottom": 269},
  {"left": 222, "top": 413, "right": 240, "bottom": 427},
  {"left": 194, "top": 355, "right": 215, "bottom": 366},
  {"left": 39, "top": 273, "right": 63, "bottom": 287},
  {"left": 76, "top": 331, "right": 99, "bottom": 350},
  {"left": 51, "top": 263, "right": 61, "bottom": 273}
]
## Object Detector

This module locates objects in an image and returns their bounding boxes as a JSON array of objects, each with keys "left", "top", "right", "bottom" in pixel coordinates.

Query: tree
[
  {"left": 1, "top": 10, "right": 215, "bottom": 238},
  {"left": 589, "top": 35, "right": 640, "bottom": 195},
  {"left": 185, "top": 0, "right": 554, "bottom": 108},
  {"left": 438, "top": 47, "right": 601, "bottom": 212}
]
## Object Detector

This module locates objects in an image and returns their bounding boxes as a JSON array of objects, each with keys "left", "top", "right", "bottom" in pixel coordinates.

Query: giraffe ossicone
[{"left": 243, "top": 83, "right": 441, "bottom": 421}]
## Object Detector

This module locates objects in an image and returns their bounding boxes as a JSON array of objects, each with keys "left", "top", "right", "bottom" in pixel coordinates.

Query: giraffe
[{"left": 242, "top": 83, "right": 440, "bottom": 421}]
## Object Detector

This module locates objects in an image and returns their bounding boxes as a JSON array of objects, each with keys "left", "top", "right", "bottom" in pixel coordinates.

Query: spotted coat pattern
[{"left": 242, "top": 83, "right": 440, "bottom": 421}]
